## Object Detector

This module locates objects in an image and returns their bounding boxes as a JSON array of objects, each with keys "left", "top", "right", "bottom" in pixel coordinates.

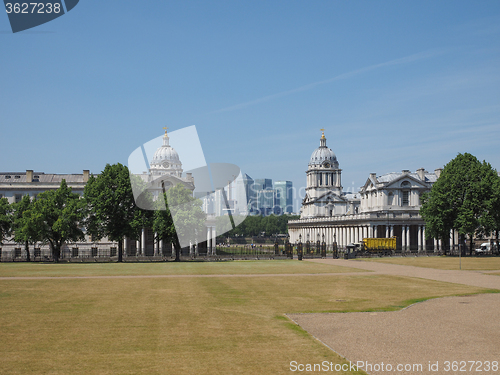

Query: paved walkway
[
  {"left": 287, "top": 259, "right": 500, "bottom": 374},
  {"left": 307, "top": 258, "right": 500, "bottom": 290}
]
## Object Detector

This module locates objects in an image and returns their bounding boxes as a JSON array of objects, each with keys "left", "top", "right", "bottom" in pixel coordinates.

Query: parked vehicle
[
  {"left": 474, "top": 243, "right": 490, "bottom": 255},
  {"left": 362, "top": 237, "right": 396, "bottom": 256}
]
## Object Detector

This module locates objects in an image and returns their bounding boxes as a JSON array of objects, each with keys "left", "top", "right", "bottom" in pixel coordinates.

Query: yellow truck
[{"left": 362, "top": 237, "right": 397, "bottom": 256}]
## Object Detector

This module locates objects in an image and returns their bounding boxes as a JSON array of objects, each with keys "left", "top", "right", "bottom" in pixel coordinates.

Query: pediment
[
  {"left": 385, "top": 175, "right": 428, "bottom": 189},
  {"left": 312, "top": 191, "right": 348, "bottom": 204},
  {"left": 361, "top": 178, "right": 376, "bottom": 192}
]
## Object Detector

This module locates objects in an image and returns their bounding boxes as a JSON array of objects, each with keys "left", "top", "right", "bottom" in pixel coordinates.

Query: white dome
[
  {"left": 309, "top": 147, "right": 337, "bottom": 166},
  {"left": 152, "top": 144, "right": 180, "bottom": 164},
  {"left": 308, "top": 132, "right": 338, "bottom": 167},
  {"left": 149, "top": 132, "right": 183, "bottom": 176}
]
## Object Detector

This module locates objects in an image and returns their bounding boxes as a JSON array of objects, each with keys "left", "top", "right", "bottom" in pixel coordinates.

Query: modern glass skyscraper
[{"left": 274, "top": 180, "right": 293, "bottom": 214}]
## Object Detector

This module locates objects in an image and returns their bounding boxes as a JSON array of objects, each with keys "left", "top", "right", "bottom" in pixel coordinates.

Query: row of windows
[
  {"left": 362, "top": 190, "right": 422, "bottom": 207},
  {"left": 3, "top": 175, "right": 40, "bottom": 179}
]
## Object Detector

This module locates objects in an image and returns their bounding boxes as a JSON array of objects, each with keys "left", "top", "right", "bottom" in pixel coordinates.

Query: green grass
[
  {"left": 360, "top": 255, "right": 500, "bottom": 270},
  {"left": 0, "top": 263, "right": 492, "bottom": 374},
  {"left": 0, "top": 260, "right": 365, "bottom": 277}
]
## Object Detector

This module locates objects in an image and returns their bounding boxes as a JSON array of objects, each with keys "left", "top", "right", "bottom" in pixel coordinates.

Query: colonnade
[
  {"left": 289, "top": 223, "right": 449, "bottom": 252},
  {"left": 123, "top": 225, "right": 218, "bottom": 257}
]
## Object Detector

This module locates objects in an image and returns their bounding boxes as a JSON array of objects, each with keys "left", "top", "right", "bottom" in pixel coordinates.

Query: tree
[
  {"left": 84, "top": 163, "right": 150, "bottom": 262},
  {"left": 482, "top": 169, "right": 500, "bottom": 254},
  {"left": 22, "top": 180, "right": 85, "bottom": 262},
  {"left": 0, "top": 197, "right": 12, "bottom": 245},
  {"left": 11, "top": 195, "right": 36, "bottom": 262},
  {"left": 153, "top": 184, "right": 206, "bottom": 262},
  {"left": 420, "top": 153, "right": 497, "bottom": 255}
]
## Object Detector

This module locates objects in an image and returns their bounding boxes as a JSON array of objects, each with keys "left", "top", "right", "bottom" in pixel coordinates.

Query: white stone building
[
  {"left": 0, "top": 129, "right": 217, "bottom": 260},
  {"left": 288, "top": 131, "right": 446, "bottom": 252}
]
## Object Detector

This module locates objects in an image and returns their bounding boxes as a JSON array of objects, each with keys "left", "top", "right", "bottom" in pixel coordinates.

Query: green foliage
[
  {"left": 153, "top": 184, "right": 206, "bottom": 261},
  {"left": 84, "top": 163, "right": 152, "bottom": 261},
  {"left": 219, "top": 214, "right": 299, "bottom": 238},
  {"left": 420, "top": 153, "right": 500, "bottom": 250},
  {"left": 20, "top": 180, "right": 85, "bottom": 261},
  {"left": 0, "top": 197, "right": 12, "bottom": 243}
]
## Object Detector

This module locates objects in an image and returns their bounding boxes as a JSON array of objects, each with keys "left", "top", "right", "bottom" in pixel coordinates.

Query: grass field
[
  {"left": 0, "top": 261, "right": 494, "bottom": 374},
  {"left": 359, "top": 255, "right": 500, "bottom": 270},
  {"left": 0, "top": 260, "right": 365, "bottom": 278}
]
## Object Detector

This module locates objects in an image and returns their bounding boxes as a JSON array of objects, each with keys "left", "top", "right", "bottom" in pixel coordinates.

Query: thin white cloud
[{"left": 211, "top": 48, "right": 449, "bottom": 114}]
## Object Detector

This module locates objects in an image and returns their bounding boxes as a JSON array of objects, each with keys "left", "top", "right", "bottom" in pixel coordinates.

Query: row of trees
[
  {"left": 420, "top": 153, "right": 500, "bottom": 254},
  {"left": 0, "top": 163, "right": 205, "bottom": 262},
  {"left": 216, "top": 214, "right": 299, "bottom": 239}
]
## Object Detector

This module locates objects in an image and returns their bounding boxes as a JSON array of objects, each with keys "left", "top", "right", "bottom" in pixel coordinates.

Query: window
[
  {"left": 402, "top": 191, "right": 410, "bottom": 206},
  {"left": 401, "top": 181, "right": 411, "bottom": 188},
  {"left": 15, "top": 194, "right": 22, "bottom": 203},
  {"left": 388, "top": 192, "right": 394, "bottom": 205},
  {"left": 72, "top": 248, "right": 79, "bottom": 258}
]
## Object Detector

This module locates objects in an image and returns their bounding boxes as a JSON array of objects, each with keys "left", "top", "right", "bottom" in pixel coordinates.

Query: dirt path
[
  {"left": 287, "top": 259, "right": 500, "bottom": 374},
  {"left": 306, "top": 258, "right": 500, "bottom": 290}
]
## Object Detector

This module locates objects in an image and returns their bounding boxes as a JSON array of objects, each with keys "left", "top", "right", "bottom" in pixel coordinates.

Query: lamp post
[
  {"left": 298, "top": 234, "right": 303, "bottom": 261},
  {"left": 321, "top": 233, "right": 326, "bottom": 258},
  {"left": 316, "top": 233, "right": 321, "bottom": 255},
  {"left": 333, "top": 233, "right": 338, "bottom": 259}
]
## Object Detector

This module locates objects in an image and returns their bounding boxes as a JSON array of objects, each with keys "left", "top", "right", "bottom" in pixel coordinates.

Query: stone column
[
  {"left": 211, "top": 227, "right": 217, "bottom": 255},
  {"left": 422, "top": 227, "right": 426, "bottom": 252},
  {"left": 402, "top": 226, "right": 406, "bottom": 251},
  {"left": 141, "top": 228, "right": 146, "bottom": 256},
  {"left": 418, "top": 226, "right": 422, "bottom": 253},
  {"left": 386, "top": 225, "right": 390, "bottom": 239},
  {"left": 154, "top": 233, "right": 159, "bottom": 256},
  {"left": 406, "top": 226, "right": 411, "bottom": 251},
  {"left": 123, "top": 237, "right": 128, "bottom": 257},
  {"left": 136, "top": 239, "right": 141, "bottom": 256},
  {"left": 390, "top": 225, "right": 394, "bottom": 238},
  {"left": 207, "top": 226, "right": 212, "bottom": 255}
]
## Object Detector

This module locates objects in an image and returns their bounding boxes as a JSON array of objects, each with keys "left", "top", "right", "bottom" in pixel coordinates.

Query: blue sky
[{"left": 1, "top": 1, "right": 500, "bottom": 210}]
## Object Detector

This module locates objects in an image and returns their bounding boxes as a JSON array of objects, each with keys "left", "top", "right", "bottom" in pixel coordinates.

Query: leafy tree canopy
[
  {"left": 420, "top": 153, "right": 499, "bottom": 253},
  {"left": 153, "top": 183, "right": 206, "bottom": 261},
  {"left": 0, "top": 197, "right": 12, "bottom": 243},
  {"left": 22, "top": 180, "right": 85, "bottom": 261},
  {"left": 84, "top": 163, "right": 151, "bottom": 261}
]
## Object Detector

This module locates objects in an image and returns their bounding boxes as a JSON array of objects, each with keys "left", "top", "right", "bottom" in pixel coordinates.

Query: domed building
[
  {"left": 289, "top": 130, "right": 445, "bottom": 253},
  {"left": 139, "top": 128, "right": 194, "bottom": 200},
  {"left": 149, "top": 130, "right": 183, "bottom": 178},
  {"left": 300, "top": 130, "right": 350, "bottom": 218}
]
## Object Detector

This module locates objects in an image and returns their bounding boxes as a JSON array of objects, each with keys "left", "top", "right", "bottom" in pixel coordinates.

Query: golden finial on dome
[
  {"left": 320, "top": 128, "right": 325, "bottom": 139},
  {"left": 163, "top": 126, "right": 168, "bottom": 136}
]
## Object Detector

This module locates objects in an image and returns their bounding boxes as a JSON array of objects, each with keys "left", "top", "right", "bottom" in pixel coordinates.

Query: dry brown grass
[
  {"left": 0, "top": 263, "right": 491, "bottom": 374},
  {"left": 361, "top": 255, "right": 500, "bottom": 271},
  {"left": 0, "top": 260, "right": 364, "bottom": 278}
]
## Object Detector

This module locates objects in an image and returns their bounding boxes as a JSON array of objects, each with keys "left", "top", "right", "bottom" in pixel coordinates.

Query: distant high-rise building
[
  {"left": 274, "top": 180, "right": 293, "bottom": 214},
  {"left": 200, "top": 175, "right": 293, "bottom": 217}
]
